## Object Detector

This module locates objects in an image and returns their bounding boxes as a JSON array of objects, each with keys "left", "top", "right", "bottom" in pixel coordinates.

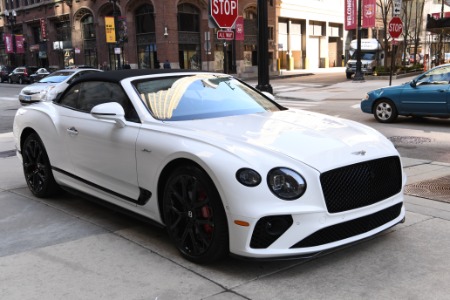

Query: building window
[
  {"left": 177, "top": 4, "right": 199, "bottom": 32},
  {"left": 136, "top": 4, "right": 155, "bottom": 34},
  {"left": 56, "top": 21, "right": 71, "bottom": 41},
  {"left": 82, "top": 15, "right": 97, "bottom": 68},
  {"left": 82, "top": 15, "right": 95, "bottom": 39}
]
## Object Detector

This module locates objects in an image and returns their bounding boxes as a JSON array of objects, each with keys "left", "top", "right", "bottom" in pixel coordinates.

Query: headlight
[
  {"left": 42, "top": 86, "right": 56, "bottom": 100},
  {"left": 364, "top": 93, "right": 369, "bottom": 100},
  {"left": 267, "top": 168, "right": 306, "bottom": 200},
  {"left": 236, "top": 168, "right": 261, "bottom": 187}
]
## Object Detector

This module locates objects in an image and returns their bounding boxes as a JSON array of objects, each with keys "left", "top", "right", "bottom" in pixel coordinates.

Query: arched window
[
  {"left": 177, "top": 4, "right": 201, "bottom": 70},
  {"left": 135, "top": 4, "right": 157, "bottom": 69},
  {"left": 177, "top": 4, "right": 199, "bottom": 32},
  {"left": 82, "top": 15, "right": 97, "bottom": 68},
  {"left": 82, "top": 15, "right": 95, "bottom": 39},
  {"left": 136, "top": 4, "right": 155, "bottom": 34}
]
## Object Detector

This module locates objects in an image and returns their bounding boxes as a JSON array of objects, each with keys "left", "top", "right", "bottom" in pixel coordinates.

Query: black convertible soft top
[{"left": 73, "top": 69, "right": 208, "bottom": 84}]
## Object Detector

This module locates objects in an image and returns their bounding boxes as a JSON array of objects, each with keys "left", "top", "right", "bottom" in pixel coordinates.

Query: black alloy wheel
[
  {"left": 22, "top": 133, "right": 59, "bottom": 198},
  {"left": 163, "top": 165, "right": 228, "bottom": 263}
]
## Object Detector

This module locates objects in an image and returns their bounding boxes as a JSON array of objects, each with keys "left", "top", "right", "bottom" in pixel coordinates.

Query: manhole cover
[
  {"left": 388, "top": 136, "right": 432, "bottom": 145},
  {"left": 405, "top": 175, "right": 450, "bottom": 203}
]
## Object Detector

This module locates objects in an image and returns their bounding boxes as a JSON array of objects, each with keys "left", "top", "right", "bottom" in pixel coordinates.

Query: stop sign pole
[{"left": 389, "top": 17, "right": 403, "bottom": 86}]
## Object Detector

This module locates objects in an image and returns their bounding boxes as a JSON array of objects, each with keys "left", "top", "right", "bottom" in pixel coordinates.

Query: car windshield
[
  {"left": 38, "top": 71, "right": 73, "bottom": 83},
  {"left": 134, "top": 74, "right": 283, "bottom": 121},
  {"left": 351, "top": 52, "right": 376, "bottom": 60}
]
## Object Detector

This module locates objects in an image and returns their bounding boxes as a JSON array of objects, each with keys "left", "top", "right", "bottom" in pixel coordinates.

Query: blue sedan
[{"left": 361, "top": 64, "right": 450, "bottom": 122}]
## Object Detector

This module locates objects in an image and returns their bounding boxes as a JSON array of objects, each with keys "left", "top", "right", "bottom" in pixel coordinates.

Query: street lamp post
[
  {"left": 256, "top": 0, "right": 273, "bottom": 93},
  {"left": 4, "top": 9, "right": 17, "bottom": 66},
  {"left": 353, "top": 0, "right": 365, "bottom": 82},
  {"left": 108, "top": 0, "right": 121, "bottom": 70}
]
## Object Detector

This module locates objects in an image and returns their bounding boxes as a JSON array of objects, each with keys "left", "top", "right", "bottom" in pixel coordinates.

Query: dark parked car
[
  {"left": 30, "top": 68, "right": 51, "bottom": 82},
  {"left": 361, "top": 63, "right": 450, "bottom": 123},
  {"left": 0, "top": 65, "right": 15, "bottom": 83},
  {"left": 8, "top": 66, "right": 39, "bottom": 84}
]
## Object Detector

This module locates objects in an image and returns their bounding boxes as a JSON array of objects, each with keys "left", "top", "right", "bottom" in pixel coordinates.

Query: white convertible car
[{"left": 13, "top": 70, "right": 406, "bottom": 263}]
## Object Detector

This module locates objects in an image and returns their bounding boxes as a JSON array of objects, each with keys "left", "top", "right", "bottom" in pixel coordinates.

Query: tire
[
  {"left": 374, "top": 99, "right": 398, "bottom": 123},
  {"left": 22, "top": 133, "right": 60, "bottom": 198},
  {"left": 162, "top": 164, "right": 228, "bottom": 263},
  {"left": 346, "top": 72, "right": 352, "bottom": 79}
]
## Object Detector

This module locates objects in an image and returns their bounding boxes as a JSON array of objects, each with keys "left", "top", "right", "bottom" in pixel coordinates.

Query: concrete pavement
[{"left": 1, "top": 71, "right": 450, "bottom": 299}]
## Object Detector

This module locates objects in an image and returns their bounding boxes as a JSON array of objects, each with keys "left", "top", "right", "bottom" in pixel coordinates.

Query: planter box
[{"left": 365, "top": 70, "right": 423, "bottom": 80}]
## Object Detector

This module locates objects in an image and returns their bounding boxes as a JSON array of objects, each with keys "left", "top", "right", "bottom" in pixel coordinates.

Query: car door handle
[
  {"left": 66, "top": 127, "right": 79, "bottom": 136},
  {"left": 437, "top": 89, "right": 446, "bottom": 92}
]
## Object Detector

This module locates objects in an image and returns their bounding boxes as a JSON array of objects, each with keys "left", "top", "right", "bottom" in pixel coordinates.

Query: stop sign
[
  {"left": 389, "top": 17, "right": 403, "bottom": 39},
  {"left": 211, "top": 0, "right": 238, "bottom": 28}
]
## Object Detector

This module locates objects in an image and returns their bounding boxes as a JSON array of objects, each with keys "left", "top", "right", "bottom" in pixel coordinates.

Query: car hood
[
  {"left": 170, "top": 109, "right": 398, "bottom": 172},
  {"left": 20, "top": 82, "right": 58, "bottom": 94},
  {"left": 368, "top": 82, "right": 410, "bottom": 94}
]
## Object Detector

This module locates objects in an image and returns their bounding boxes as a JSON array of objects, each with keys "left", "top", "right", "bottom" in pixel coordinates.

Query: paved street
[{"left": 1, "top": 70, "right": 450, "bottom": 299}]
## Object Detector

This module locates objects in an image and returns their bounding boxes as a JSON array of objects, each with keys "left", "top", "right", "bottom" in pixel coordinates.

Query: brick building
[
  {"left": 0, "top": 0, "right": 278, "bottom": 76},
  {"left": 1, "top": 0, "right": 348, "bottom": 77}
]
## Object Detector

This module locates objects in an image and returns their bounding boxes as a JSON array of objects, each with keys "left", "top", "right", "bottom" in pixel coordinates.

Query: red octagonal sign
[
  {"left": 211, "top": 0, "right": 239, "bottom": 28},
  {"left": 389, "top": 17, "right": 403, "bottom": 39}
]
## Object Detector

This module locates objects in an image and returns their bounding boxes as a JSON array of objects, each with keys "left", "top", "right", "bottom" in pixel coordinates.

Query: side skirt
[{"left": 52, "top": 166, "right": 152, "bottom": 206}]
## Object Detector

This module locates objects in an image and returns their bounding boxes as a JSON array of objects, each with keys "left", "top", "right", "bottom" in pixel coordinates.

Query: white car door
[{"left": 54, "top": 80, "right": 142, "bottom": 206}]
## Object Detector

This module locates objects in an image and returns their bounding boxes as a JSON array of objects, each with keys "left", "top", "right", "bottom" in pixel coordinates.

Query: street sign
[
  {"left": 217, "top": 30, "right": 234, "bottom": 40},
  {"left": 389, "top": 17, "right": 403, "bottom": 39},
  {"left": 210, "top": 0, "right": 238, "bottom": 28},
  {"left": 393, "top": 0, "right": 401, "bottom": 16}
]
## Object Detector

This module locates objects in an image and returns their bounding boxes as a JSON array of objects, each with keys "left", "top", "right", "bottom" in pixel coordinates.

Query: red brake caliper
[{"left": 199, "top": 191, "right": 213, "bottom": 234}]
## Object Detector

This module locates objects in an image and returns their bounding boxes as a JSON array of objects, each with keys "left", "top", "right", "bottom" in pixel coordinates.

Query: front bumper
[
  {"left": 227, "top": 155, "right": 406, "bottom": 259},
  {"left": 228, "top": 198, "right": 405, "bottom": 259}
]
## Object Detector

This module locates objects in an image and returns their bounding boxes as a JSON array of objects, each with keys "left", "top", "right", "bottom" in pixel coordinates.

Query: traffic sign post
[
  {"left": 217, "top": 30, "right": 235, "bottom": 40},
  {"left": 393, "top": 0, "right": 402, "bottom": 16},
  {"left": 388, "top": 17, "right": 403, "bottom": 86},
  {"left": 210, "top": 0, "right": 238, "bottom": 28}
]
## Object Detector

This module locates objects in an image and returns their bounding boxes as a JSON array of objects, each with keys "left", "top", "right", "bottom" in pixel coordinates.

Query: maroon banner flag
[
  {"left": 235, "top": 16, "right": 244, "bottom": 41},
  {"left": 40, "top": 19, "right": 47, "bottom": 40},
  {"left": 362, "top": 0, "right": 376, "bottom": 28},
  {"left": 345, "top": 0, "right": 357, "bottom": 30},
  {"left": 15, "top": 35, "right": 25, "bottom": 54},
  {"left": 4, "top": 34, "right": 14, "bottom": 54}
]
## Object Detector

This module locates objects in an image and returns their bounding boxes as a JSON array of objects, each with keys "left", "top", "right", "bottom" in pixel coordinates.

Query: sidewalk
[
  {"left": 2, "top": 72, "right": 450, "bottom": 298},
  {"left": 1, "top": 130, "right": 450, "bottom": 299},
  {"left": 270, "top": 67, "right": 416, "bottom": 101}
]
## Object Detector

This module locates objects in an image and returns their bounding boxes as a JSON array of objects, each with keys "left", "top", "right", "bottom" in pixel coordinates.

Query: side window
[
  {"left": 58, "top": 83, "right": 81, "bottom": 108},
  {"left": 418, "top": 67, "right": 450, "bottom": 84},
  {"left": 76, "top": 81, "right": 140, "bottom": 122}
]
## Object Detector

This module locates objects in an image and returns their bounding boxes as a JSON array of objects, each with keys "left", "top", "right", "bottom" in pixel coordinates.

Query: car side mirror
[
  {"left": 91, "top": 102, "right": 126, "bottom": 128},
  {"left": 410, "top": 80, "right": 417, "bottom": 88}
]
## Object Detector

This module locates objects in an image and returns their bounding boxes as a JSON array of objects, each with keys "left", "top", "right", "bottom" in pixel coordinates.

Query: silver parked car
[{"left": 19, "top": 68, "right": 102, "bottom": 104}]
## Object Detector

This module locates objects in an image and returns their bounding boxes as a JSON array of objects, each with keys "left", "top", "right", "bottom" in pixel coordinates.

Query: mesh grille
[
  {"left": 320, "top": 156, "right": 402, "bottom": 213},
  {"left": 291, "top": 202, "right": 403, "bottom": 248}
]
